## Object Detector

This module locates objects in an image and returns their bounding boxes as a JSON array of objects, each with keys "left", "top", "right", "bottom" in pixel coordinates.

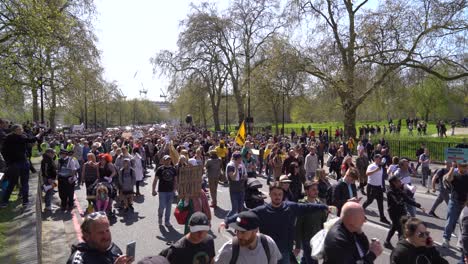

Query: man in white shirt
[
  {"left": 215, "top": 211, "right": 281, "bottom": 264},
  {"left": 304, "top": 146, "right": 318, "bottom": 180},
  {"left": 362, "top": 154, "right": 390, "bottom": 224}
]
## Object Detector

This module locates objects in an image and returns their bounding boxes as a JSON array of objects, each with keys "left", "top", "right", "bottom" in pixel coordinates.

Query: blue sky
[{"left": 93, "top": 0, "right": 227, "bottom": 101}]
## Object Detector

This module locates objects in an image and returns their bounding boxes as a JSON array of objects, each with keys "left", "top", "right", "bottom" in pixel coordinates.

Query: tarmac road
[{"left": 70, "top": 166, "right": 463, "bottom": 264}]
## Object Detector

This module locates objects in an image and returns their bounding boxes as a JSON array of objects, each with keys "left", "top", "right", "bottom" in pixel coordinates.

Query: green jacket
[{"left": 294, "top": 197, "right": 328, "bottom": 249}]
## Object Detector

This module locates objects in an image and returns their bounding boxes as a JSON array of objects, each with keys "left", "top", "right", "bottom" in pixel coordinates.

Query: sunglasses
[
  {"left": 87, "top": 211, "right": 107, "bottom": 220},
  {"left": 417, "top": 231, "right": 430, "bottom": 238}
]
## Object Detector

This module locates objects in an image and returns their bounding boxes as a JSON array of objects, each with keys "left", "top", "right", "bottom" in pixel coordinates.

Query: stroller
[
  {"left": 245, "top": 178, "right": 267, "bottom": 209},
  {"left": 86, "top": 180, "right": 116, "bottom": 215}
]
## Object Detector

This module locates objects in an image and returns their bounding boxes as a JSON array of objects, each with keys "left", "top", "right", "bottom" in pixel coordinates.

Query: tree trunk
[
  {"left": 31, "top": 84, "right": 39, "bottom": 122},
  {"left": 231, "top": 78, "right": 245, "bottom": 124},
  {"left": 343, "top": 104, "right": 357, "bottom": 139},
  {"left": 49, "top": 71, "right": 57, "bottom": 132}
]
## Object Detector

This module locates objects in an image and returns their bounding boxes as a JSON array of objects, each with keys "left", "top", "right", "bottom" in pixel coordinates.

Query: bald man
[{"left": 323, "top": 202, "right": 383, "bottom": 264}]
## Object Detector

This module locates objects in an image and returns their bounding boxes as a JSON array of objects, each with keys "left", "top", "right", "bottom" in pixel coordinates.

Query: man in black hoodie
[
  {"left": 67, "top": 212, "right": 133, "bottom": 264},
  {"left": 1, "top": 124, "right": 42, "bottom": 207}
]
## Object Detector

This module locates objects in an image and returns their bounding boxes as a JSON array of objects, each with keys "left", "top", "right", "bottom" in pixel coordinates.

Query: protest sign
[
  {"left": 445, "top": 148, "right": 468, "bottom": 163},
  {"left": 177, "top": 165, "right": 203, "bottom": 198}
]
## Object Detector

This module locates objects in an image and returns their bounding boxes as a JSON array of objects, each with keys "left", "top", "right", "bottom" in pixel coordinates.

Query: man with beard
[
  {"left": 215, "top": 211, "right": 281, "bottom": 264},
  {"left": 67, "top": 212, "right": 133, "bottom": 264},
  {"left": 220, "top": 182, "right": 333, "bottom": 264}
]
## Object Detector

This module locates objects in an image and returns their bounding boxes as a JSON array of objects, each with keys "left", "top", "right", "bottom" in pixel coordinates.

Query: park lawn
[{"left": 0, "top": 188, "right": 20, "bottom": 261}]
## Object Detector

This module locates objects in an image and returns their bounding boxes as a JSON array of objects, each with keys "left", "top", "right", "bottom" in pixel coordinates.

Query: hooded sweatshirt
[
  {"left": 66, "top": 242, "right": 122, "bottom": 264},
  {"left": 390, "top": 239, "right": 448, "bottom": 264}
]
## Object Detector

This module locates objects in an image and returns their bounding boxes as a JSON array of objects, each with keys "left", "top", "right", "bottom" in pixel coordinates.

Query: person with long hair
[
  {"left": 314, "top": 168, "right": 331, "bottom": 204},
  {"left": 390, "top": 217, "right": 448, "bottom": 264}
]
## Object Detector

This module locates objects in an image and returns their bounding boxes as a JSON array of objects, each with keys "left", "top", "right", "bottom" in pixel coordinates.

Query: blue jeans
[
  {"left": 301, "top": 239, "right": 318, "bottom": 264},
  {"left": 158, "top": 192, "right": 174, "bottom": 223},
  {"left": 2, "top": 161, "right": 30, "bottom": 204},
  {"left": 443, "top": 199, "right": 464, "bottom": 240},
  {"left": 406, "top": 196, "right": 416, "bottom": 217},
  {"left": 226, "top": 191, "right": 245, "bottom": 219},
  {"left": 44, "top": 188, "right": 53, "bottom": 207}
]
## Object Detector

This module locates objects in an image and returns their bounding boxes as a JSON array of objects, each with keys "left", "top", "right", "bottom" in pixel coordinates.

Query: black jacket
[
  {"left": 1, "top": 133, "right": 37, "bottom": 164},
  {"left": 323, "top": 220, "right": 376, "bottom": 264},
  {"left": 386, "top": 186, "right": 421, "bottom": 216},
  {"left": 332, "top": 180, "right": 357, "bottom": 215},
  {"left": 67, "top": 242, "right": 122, "bottom": 264},
  {"left": 40, "top": 154, "right": 57, "bottom": 182},
  {"left": 390, "top": 239, "right": 448, "bottom": 264},
  {"left": 462, "top": 209, "right": 468, "bottom": 255}
]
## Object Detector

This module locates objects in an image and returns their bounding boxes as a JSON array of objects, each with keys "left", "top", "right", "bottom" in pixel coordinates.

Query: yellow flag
[{"left": 235, "top": 121, "right": 246, "bottom": 146}]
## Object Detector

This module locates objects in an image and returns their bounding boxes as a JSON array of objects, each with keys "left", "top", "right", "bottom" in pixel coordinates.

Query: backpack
[{"left": 230, "top": 234, "right": 270, "bottom": 264}]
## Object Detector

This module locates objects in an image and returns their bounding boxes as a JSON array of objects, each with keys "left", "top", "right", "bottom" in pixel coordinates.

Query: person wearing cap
[
  {"left": 362, "top": 154, "right": 390, "bottom": 224},
  {"left": 152, "top": 155, "right": 177, "bottom": 226},
  {"left": 160, "top": 212, "right": 215, "bottom": 264},
  {"left": 57, "top": 148, "right": 80, "bottom": 211},
  {"left": 215, "top": 211, "right": 281, "bottom": 264},
  {"left": 67, "top": 211, "right": 133, "bottom": 264},
  {"left": 205, "top": 150, "right": 222, "bottom": 208},
  {"left": 41, "top": 148, "right": 57, "bottom": 211},
  {"left": 428, "top": 160, "right": 452, "bottom": 218},
  {"left": 0, "top": 124, "right": 43, "bottom": 207},
  {"left": 394, "top": 158, "right": 417, "bottom": 217},
  {"left": 442, "top": 161, "right": 468, "bottom": 248},
  {"left": 295, "top": 181, "right": 328, "bottom": 264},
  {"left": 221, "top": 182, "right": 332, "bottom": 264},
  {"left": 226, "top": 151, "right": 248, "bottom": 219},
  {"left": 384, "top": 175, "right": 425, "bottom": 250},
  {"left": 279, "top": 175, "right": 295, "bottom": 202},
  {"left": 215, "top": 140, "right": 229, "bottom": 171}
]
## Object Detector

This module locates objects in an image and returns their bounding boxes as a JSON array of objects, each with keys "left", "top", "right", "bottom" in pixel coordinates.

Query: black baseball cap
[
  {"left": 189, "top": 212, "right": 210, "bottom": 233},
  {"left": 229, "top": 211, "right": 260, "bottom": 231}
]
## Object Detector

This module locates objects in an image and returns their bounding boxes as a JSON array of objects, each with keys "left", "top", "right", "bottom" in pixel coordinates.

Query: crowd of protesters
[{"left": 0, "top": 117, "right": 466, "bottom": 264}]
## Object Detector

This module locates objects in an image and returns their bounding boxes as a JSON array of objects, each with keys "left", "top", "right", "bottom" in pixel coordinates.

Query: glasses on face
[
  {"left": 417, "top": 231, "right": 430, "bottom": 238},
  {"left": 87, "top": 211, "right": 107, "bottom": 220}
]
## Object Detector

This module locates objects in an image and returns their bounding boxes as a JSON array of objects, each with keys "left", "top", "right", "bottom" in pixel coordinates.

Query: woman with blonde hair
[{"left": 315, "top": 168, "right": 331, "bottom": 204}]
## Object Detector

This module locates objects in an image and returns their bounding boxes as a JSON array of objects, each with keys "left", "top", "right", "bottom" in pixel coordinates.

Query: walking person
[
  {"left": 81, "top": 153, "right": 100, "bottom": 209},
  {"left": 152, "top": 155, "right": 177, "bottom": 227},
  {"left": 205, "top": 150, "right": 222, "bottom": 208},
  {"left": 332, "top": 167, "right": 359, "bottom": 215},
  {"left": 355, "top": 149, "right": 369, "bottom": 195},
  {"left": 442, "top": 162, "right": 468, "bottom": 248},
  {"left": 132, "top": 148, "right": 144, "bottom": 196},
  {"left": 226, "top": 152, "right": 247, "bottom": 219},
  {"left": 384, "top": 176, "right": 425, "bottom": 250},
  {"left": 428, "top": 161, "right": 451, "bottom": 218},
  {"left": 394, "top": 158, "right": 417, "bottom": 217},
  {"left": 119, "top": 159, "right": 136, "bottom": 213},
  {"left": 419, "top": 148, "right": 431, "bottom": 191},
  {"left": 1, "top": 124, "right": 43, "bottom": 207},
  {"left": 362, "top": 154, "right": 390, "bottom": 224},
  {"left": 295, "top": 181, "right": 328, "bottom": 264},
  {"left": 304, "top": 146, "right": 318, "bottom": 181},
  {"left": 215, "top": 211, "right": 282, "bottom": 264}
]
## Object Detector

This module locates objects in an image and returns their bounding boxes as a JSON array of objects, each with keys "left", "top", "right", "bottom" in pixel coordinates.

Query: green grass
[{"left": 0, "top": 188, "right": 20, "bottom": 260}]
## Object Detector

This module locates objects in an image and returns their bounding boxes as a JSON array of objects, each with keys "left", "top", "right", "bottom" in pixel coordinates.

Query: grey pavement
[{"left": 55, "top": 163, "right": 463, "bottom": 264}]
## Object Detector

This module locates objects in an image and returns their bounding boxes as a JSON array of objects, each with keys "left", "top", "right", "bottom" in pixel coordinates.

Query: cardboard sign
[
  {"left": 177, "top": 165, "right": 203, "bottom": 198},
  {"left": 122, "top": 132, "right": 132, "bottom": 139},
  {"left": 445, "top": 148, "right": 468, "bottom": 163}
]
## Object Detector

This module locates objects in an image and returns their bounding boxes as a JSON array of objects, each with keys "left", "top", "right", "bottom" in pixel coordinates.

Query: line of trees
[
  {"left": 0, "top": 0, "right": 165, "bottom": 130},
  {"left": 152, "top": 0, "right": 467, "bottom": 137}
]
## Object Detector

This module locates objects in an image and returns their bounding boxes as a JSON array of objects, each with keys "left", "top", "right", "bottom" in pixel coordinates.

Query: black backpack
[{"left": 230, "top": 234, "right": 270, "bottom": 264}]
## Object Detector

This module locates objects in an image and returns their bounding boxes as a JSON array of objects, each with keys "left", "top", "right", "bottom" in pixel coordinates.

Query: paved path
[{"left": 45, "top": 165, "right": 464, "bottom": 264}]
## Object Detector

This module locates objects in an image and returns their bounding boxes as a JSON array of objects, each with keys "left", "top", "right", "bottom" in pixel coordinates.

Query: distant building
[{"left": 153, "top": 101, "right": 170, "bottom": 113}]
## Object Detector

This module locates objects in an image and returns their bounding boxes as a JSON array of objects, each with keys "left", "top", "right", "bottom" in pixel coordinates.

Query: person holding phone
[
  {"left": 390, "top": 217, "right": 448, "bottom": 264},
  {"left": 67, "top": 211, "right": 133, "bottom": 264}
]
